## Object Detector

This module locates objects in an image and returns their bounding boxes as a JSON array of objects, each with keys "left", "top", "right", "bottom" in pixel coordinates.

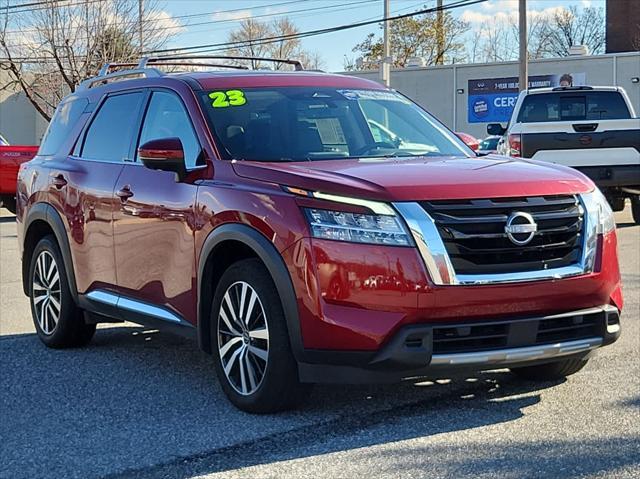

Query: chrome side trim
[
  {"left": 85, "top": 290, "right": 119, "bottom": 306},
  {"left": 118, "top": 296, "right": 183, "bottom": 323},
  {"left": 430, "top": 337, "right": 602, "bottom": 366},
  {"left": 393, "top": 195, "right": 598, "bottom": 286},
  {"left": 85, "top": 289, "right": 184, "bottom": 324},
  {"left": 393, "top": 202, "right": 456, "bottom": 285}
]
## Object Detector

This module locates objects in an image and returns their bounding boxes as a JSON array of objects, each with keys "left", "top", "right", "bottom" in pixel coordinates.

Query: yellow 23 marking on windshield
[{"left": 208, "top": 90, "right": 247, "bottom": 108}]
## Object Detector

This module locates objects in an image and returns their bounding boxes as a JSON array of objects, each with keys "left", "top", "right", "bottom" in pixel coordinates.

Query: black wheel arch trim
[
  {"left": 22, "top": 202, "right": 78, "bottom": 303},
  {"left": 197, "top": 223, "right": 304, "bottom": 361}
]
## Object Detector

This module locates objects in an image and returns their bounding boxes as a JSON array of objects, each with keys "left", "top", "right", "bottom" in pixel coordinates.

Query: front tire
[
  {"left": 211, "top": 259, "right": 309, "bottom": 413},
  {"left": 632, "top": 196, "right": 640, "bottom": 225},
  {"left": 29, "top": 236, "right": 95, "bottom": 348},
  {"left": 510, "top": 356, "right": 589, "bottom": 381}
]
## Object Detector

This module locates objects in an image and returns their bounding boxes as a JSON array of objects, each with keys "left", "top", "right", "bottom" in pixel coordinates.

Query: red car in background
[
  {"left": 455, "top": 132, "right": 479, "bottom": 151},
  {"left": 0, "top": 135, "right": 38, "bottom": 213}
]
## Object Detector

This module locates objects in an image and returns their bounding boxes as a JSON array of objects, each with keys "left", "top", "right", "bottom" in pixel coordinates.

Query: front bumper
[{"left": 297, "top": 305, "right": 620, "bottom": 383}]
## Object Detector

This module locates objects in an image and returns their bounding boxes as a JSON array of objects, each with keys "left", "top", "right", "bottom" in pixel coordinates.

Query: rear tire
[
  {"left": 211, "top": 258, "right": 310, "bottom": 413},
  {"left": 632, "top": 196, "right": 640, "bottom": 225},
  {"left": 28, "top": 235, "right": 95, "bottom": 348},
  {"left": 510, "top": 356, "right": 589, "bottom": 381}
]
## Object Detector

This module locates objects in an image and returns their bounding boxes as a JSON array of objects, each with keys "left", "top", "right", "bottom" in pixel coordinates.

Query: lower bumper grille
[
  {"left": 431, "top": 308, "right": 607, "bottom": 355},
  {"left": 420, "top": 195, "right": 584, "bottom": 275}
]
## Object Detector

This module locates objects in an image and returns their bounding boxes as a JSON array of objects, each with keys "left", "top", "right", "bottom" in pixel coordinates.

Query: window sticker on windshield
[
  {"left": 208, "top": 90, "right": 247, "bottom": 108},
  {"left": 337, "top": 89, "right": 410, "bottom": 103}
]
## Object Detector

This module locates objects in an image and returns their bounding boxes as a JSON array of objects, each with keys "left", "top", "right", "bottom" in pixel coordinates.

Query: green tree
[{"left": 349, "top": 10, "right": 468, "bottom": 70}]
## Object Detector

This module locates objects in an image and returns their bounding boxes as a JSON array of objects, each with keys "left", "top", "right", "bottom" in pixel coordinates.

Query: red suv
[{"left": 17, "top": 57, "right": 622, "bottom": 413}]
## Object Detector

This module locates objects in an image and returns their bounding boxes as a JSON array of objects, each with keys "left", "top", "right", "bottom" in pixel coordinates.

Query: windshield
[{"left": 199, "top": 87, "right": 470, "bottom": 162}]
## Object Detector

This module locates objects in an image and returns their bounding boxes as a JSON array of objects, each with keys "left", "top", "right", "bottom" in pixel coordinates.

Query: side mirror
[
  {"left": 138, "top": 137, "right": 187, "bottom": 181},
  {"left": 487, "top": 123, "right": 506, "bottom": 136}
]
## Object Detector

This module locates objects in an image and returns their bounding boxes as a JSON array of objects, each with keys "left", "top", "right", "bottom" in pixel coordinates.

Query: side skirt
[{"left": 78, "top": 289, "right": 196, "bottom": 340}]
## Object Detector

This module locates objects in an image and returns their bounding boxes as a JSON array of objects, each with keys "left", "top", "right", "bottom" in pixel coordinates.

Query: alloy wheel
[
  {"left": 32, "top": 250, "right": 62, "bottom": 335},
  {"left": 217, "top": 281, "right": 269, "bottom": 396}
]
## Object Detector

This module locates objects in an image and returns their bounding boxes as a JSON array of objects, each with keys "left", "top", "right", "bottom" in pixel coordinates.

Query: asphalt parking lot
[{"left": 1, "top": 206, "right": 638, "bottom": 479}]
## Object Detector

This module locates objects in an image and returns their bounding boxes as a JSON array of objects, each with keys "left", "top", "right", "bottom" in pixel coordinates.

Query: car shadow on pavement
[{"left": 0, "top": 326, "right": 623, "bottom": 479}]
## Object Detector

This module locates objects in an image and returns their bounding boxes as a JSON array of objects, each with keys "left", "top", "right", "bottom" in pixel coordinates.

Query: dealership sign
[{"left": 467, "top": 73, "right": 586, "bottom": 123}]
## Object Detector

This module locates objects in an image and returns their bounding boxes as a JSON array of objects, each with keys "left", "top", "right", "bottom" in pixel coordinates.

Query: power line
[
  {"left": 147, "top": 0, "right": 487, "bottom": 55},
  {"left": 4, "top": 0, "right": 377, "bottom": 47}
]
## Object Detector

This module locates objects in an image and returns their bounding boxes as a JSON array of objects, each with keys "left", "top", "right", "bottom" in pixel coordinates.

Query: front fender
[{"left": 196, "top": 223, "right": 303, "bottom": 360}]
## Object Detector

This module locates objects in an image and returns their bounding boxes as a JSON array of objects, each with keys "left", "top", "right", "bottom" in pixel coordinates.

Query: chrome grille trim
[{"left": 393, "top": 193, "right": 599, "bottom": 286}]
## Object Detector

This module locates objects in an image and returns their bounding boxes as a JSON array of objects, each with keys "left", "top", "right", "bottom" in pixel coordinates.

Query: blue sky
[{"left": 160, "top": 0, "right": 604, "bottom": 71}]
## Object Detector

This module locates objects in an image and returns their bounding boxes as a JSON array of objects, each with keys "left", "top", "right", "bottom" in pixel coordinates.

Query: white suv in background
[{"left": 489, "top": 86, "right": 640, "bottom": 223}]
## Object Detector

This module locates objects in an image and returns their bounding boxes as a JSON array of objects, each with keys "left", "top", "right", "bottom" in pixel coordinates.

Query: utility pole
[
  {"left": 518, "top": 0, "right": 527, "bottom": 91},
  {"left": 436, "top": 0, "right": 444, "bottom": 65},
  {"left": 138, "top": 0, "right": 144, "bottom": 54},
  {"left": 381, "top": 0, "right": 391, "bottom": 87}
]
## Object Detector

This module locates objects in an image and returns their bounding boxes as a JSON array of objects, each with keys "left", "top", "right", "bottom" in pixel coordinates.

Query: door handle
[
  {"left": 116, "top": 186, "right": 134, "bottom": 201},
  {"left": 52, "top": 174, "right": 67, "bottom": 189}
]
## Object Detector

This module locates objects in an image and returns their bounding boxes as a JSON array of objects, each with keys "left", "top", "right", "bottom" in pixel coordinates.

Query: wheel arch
[
  {"left": 197, "top": 223, "right": 303, "bottom": 360},
  {"left": 22, "top": 203, "right": 78, "bottom": 303}
]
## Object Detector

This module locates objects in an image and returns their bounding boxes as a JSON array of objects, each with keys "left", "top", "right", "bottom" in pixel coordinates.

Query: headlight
[
  {"left": 303, "top": 208, "right": 412, "bottom": 246},
  {"left": 580, "top": 188, "right": 615, "bottom": 273},
  {"left": 582, "top": 188, "right": 615, "bottom": 234}
]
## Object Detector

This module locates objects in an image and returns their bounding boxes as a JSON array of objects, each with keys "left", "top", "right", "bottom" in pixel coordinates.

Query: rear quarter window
[
  {"left": 517, "top": 91, "right": 631, "bottom": 123},
  {"left": 38, "top": 97, "right": 88, "bottom": 156}
]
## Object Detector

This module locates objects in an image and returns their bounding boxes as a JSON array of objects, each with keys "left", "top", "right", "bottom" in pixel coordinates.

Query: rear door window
[
  {"left": 517, "top": 91, "right": 631, "bottom": 123},
  {"left": 81, "top": 92, "right": 144, "bottom": 162},
  {"left": 39, "top": 97, "right": 88, "bottom": 156}
]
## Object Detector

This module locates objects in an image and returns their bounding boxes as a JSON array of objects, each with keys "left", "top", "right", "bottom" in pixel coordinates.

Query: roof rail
[
  {"left": 77, "top": 54, "right": 304, "bottom": 91},
  {"left": 78, "top": 67, "right": 164, "bottom": 91},
  {"left": 138, "top": 55, "right": 304, "bottom": 71}
]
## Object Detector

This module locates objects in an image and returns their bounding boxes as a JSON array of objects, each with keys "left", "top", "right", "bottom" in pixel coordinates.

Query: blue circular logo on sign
[{"left": 472, "top": 97, "right": 489, "bottom": 119}]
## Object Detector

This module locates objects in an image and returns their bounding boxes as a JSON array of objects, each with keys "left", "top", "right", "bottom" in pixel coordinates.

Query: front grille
[
  {"left": 421, "top": 195, "right": 584, "bottom": 275},
  {"left": 431, "top": 310, "right": 605, "bottom": 355}
]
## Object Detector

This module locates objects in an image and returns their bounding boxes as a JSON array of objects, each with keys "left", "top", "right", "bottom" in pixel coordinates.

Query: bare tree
[
  {"left": 226, "top": 17, "right": 324, "bottom": 70},
  {"left": 227, "top": 18, "right": 272, "bottom": 69},
  {"left": 543, "top": 6, "right": 605, "bottom": 56},
  {"left": 0, "top": 0, "right": 175, "bottom": 121}
]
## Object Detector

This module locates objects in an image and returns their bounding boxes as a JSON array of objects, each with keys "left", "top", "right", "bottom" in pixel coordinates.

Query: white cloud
[
  {"left": 148, "top": 10, "right": 185, "bottom": 34},
  {"left": 480, "top": 0, "right": 518, "bottom": 12},
  {"left": 461, "top": 5, "right": 567, "bottom": 24}
]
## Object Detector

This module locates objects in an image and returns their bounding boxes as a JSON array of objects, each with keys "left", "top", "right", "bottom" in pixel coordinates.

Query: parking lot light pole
[{"left": 519, "top": 0, "right": 528, "bottom": 91}]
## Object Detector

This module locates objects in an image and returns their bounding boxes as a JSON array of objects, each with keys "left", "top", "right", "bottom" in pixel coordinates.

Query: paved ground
[{"left": 1, "top": 206, "right": 638, "bottom": 479}]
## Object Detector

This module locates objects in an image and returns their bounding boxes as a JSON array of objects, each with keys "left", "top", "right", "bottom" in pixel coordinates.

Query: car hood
[{"left": 232, "top": 155, "right": 594, "bottom": 202}]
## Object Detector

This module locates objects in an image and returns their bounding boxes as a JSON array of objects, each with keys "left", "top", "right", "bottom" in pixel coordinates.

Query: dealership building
[{"left": 1, "top": 51, "right": 639, "bottom": 145}]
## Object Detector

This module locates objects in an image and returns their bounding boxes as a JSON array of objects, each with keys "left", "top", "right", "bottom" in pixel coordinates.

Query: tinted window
[
  {"left": 138, "top": 91, "right": 201, "bottom": 168},
  {"left": 39, "top": 97, "right": 88, "bottom": 156},
  {"left": 81, "top": 92, "right": 143, "bottom": 162},
  {"left": 479, "top": 137, "right": 499, "bottom": 150},
  {"left": 199, "top": 87, "right": 469, "bottom": 162},
  {"left": 517, "top": 91, "right": 631, "bottom": 123}
]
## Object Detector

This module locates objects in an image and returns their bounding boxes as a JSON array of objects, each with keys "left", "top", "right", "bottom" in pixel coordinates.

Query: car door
[
  {"left": 57, "top": 91, "right": 145, "bottom": 296},
  {"left": 113, "top": 89, "right": 202, "bottom": 325}
]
